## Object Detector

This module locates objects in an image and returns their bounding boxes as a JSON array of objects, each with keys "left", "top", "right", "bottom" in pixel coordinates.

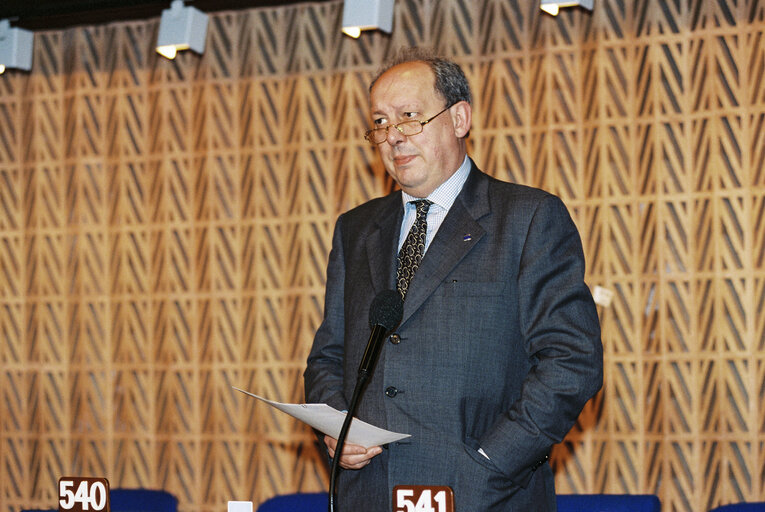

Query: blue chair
[
  {"left": 22, "top": 490, "right": 177, "bottom": 512},
  {"left": 709, "top": 504, "right": 765, "bottom": 512},
  {"left": 110, "top": 489, "right": 178, "bottom": 512},
  {"left": 256, "top": 492, "right": 328, "bottom": 512},
  {"left": 557, "top": 494, "right": 661, "bottom": 512}
]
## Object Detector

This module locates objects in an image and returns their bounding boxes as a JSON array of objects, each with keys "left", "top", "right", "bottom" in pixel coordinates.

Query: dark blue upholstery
[
  {"left": 256, "top": 492, "right": 664, "bottom": 512},
  {"left": 256, "top": 492, "right": 328, "bottom": 512},
  {"left": 709, "top": 504, "right": 765, "bottom": 511},
  {"left": 110, "top": 489, "right": 178, "bottom": 512},
  {"left": 557, "top": 494, "right": 661, "bottom": 512},
  {"left": 21, "top": 489, "right": 177, "bottom": 512}
]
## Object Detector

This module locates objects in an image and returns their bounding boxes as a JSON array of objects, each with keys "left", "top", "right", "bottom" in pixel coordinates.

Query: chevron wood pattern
[{"left": 0, "top": 1, "right": 764, "bottom": 511}]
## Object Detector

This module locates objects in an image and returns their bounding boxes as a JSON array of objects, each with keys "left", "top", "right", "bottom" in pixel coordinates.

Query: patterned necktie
[{"left": 396, "top": 199, "right": 432, "bottom": 301}]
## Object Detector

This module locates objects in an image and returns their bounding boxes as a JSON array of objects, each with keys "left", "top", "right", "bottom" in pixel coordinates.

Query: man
[{"left": 304, "top": 47, "right": 603, "bottom": 511}]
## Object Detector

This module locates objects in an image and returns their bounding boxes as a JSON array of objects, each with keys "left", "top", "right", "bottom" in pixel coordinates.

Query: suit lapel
[
  {"left": 366, "top": 193, "right": 403, "bottom": 297},
  {"left": 400, "top": 165, "right": 492, "bottom": 325}
]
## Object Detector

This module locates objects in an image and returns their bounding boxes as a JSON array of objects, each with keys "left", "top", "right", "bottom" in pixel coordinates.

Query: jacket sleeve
[
  {"left": 479, "top": 194, "right": 603, "bottom": 487},
  {"left": 304, "top": 216, "right": 349, "bottom": 413}
]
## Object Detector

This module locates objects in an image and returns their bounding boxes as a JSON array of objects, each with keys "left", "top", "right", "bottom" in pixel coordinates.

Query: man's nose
[{"left": 386, "top": 125, "right": 406, "bottom": 145}]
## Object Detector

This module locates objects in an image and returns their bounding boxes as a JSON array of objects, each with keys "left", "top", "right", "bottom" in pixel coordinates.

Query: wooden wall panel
[{"left": 0, "top": 1, "right": 764, "bottom": 511}]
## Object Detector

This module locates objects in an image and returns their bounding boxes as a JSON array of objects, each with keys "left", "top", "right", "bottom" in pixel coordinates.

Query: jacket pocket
[{"left": 462, "top": 436, "right": 502, "bottom": 473}]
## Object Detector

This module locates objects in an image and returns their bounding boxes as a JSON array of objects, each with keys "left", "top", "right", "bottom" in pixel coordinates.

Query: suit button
[
  {"left": 385, "top": 386, "right": 398, "bottom": 398},
  {"left": 389, "top": 333, "right": 401, "bottom": 345}
]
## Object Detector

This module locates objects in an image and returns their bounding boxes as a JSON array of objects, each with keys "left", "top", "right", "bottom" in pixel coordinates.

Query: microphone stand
[
  {"left": 328, "top": 369, "right": 371, "bottom": 512},
  {"left": 326, "top": 290, "right": 401, "bottom": 512}
]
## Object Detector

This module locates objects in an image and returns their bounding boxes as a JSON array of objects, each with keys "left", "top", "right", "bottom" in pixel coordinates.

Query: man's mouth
[{"left": 393, "top": 154, "right": 417, "bottom": 166}]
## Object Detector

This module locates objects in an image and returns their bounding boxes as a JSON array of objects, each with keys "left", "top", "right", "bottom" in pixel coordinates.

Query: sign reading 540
[{"left": 59, "top": 477, "right": 110, "bottom": 512}]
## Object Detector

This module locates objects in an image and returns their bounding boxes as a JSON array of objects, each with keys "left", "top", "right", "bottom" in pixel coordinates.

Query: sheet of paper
[{"left": 232, "top": 387, "right": 410, "bottom": 448}]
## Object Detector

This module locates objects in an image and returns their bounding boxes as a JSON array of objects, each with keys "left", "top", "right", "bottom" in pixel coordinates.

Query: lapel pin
[{"left": 463, "top": 234, "right": 472, "bottom": 241}]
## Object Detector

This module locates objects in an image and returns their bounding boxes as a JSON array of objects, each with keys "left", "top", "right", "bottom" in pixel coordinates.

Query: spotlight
[
  {"left": 156, "top": 0, "right": 208, "bottom": 60},
  {"left": 342, "top": 0, "right": 394, "bottom": 38},
  {"left": 540, "top": 0, "right": 593, "bottom": 16},
  {"left": 0, "top": 19, "right": 33, "bottom": 74}
]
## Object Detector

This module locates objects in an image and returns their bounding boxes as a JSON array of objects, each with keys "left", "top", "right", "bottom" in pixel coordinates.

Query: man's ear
[{"left": 450, "top": 101, "right": 472, "bottom": 138}]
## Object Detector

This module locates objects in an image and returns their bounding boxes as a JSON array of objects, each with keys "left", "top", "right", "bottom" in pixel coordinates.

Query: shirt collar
[{"left": 401, "top": 155, "right": 472, "bottom": 210}]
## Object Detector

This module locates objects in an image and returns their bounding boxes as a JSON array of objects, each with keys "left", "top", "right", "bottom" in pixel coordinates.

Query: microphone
[
  {"left": 328, "top": 290, "right": 403, "bottom": 512},
  {"left": 358, "top": 289, "right": 404, "bottom": 379}
]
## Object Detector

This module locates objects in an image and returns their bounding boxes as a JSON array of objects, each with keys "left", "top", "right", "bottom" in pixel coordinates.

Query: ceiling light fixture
[
  {"left": 342, "top": 0, "right": 394, "bottom": 38},
  {"left": 156, "top": 0, "right": 208, "bottom": 60},
  {"left": 540, "top": 0, "right": 594, "bottom": 16},
  {"left": 0, "top": 19, "right": 33, "bottom": 74}
]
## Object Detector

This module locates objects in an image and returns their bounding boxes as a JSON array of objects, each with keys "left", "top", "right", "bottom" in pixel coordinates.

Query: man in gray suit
[{"left": 304, "top": 48, "right": 603, "bottom": 511}]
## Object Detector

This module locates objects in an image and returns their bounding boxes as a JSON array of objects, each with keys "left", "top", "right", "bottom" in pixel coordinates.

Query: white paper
[
  {"left": 227, "top": 502, "right": 252, "bottom": 512},
  {"left": 232, "top": 387, "right": 410, "bottom": 448}
]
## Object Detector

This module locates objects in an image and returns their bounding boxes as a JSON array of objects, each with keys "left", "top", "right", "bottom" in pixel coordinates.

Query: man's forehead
[
  {"left": 372, "top": 61, "right": 433, "bottom": 89},
  {"left": 369, "top": 62, "right": 439, "bottom": 110}
]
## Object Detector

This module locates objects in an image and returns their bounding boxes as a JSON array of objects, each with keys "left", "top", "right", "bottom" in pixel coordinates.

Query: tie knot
[{"left": 411, "top": 199, "right": 432, "bottom": 218}]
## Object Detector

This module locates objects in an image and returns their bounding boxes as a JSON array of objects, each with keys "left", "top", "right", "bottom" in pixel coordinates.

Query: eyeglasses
[{"left": 364, "top": 106, "right": 451, "bottom": 145}]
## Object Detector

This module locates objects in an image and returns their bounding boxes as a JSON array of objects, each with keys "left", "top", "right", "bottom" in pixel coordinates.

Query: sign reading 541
[
  {"left": 59, "top": 477, "right": 110, "bottom": 512},
  {"left": 393, "top": 485, "right": 454, "bottom": 512}
]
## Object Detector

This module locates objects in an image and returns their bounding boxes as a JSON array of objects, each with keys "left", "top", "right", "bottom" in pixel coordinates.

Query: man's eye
[
  {"left": 373, "top": 118, "right": 387, "bottom": 126},
  {"left": 404, "top": 112, "right": 418, "bottom": 118}
]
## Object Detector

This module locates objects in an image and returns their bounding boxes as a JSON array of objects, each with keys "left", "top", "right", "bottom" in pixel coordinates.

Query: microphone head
[{"left": 368, "top": 290, "right": 404, "bottom": 331}]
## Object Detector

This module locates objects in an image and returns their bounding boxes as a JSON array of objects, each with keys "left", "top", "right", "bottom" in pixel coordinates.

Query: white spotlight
[
  {"left": 540, "top": 0, "right": 594, "bottom": 16},
  {"left": 342, "top": 0, "right": 394, "bottom": 38},
  {"left": 156, "top": 0, "right": 209, "bottom": 60},
  {"left": 0, "top": 19, "right": 33, "bottom": 74}
]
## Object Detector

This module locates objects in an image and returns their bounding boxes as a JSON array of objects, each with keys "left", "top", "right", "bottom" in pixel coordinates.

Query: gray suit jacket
[{"left": 304, "top": 162, "right": 603, "bottom": 511}]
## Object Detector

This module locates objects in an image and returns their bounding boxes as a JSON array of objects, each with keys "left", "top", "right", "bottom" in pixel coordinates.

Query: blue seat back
[
  {"left": 256, "top": 492, "right": 327, "bottom": 512},
  {"left": 709, "top": 505, "right": 765, "bottom": 512},
  {"left": 22, "top": 489, "right": 177, "bottom": 512},
  {"left": 110, "top": 489, "right": 178, "bottom": 512},
  {"left": 557, "top": 494, "right": 661, "bottom": 512}
]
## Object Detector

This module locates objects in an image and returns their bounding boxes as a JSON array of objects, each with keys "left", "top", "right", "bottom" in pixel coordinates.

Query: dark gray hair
[{"left": 370, "top": 47, "right": 473, "bottom": 106}]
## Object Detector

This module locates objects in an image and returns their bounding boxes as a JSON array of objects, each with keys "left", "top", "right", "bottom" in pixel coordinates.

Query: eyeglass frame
[{"left": 364, "top": 105, "right": 452, "bottom": 145}]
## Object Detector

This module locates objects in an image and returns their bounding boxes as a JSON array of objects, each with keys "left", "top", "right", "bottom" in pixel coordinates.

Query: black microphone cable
[{"left": 328, "top": 290, "right": 403, "bottom": 512}]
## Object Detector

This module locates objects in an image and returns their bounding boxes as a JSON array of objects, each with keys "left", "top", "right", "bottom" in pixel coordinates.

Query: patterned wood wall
[{"left": 0, "top": 0, "right": 763, "bottom": 511}]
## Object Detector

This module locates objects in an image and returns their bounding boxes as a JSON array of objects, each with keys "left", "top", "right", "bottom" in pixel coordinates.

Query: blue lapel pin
[{"left": 463, "top": 234, "right": 472, "bottom": 241}]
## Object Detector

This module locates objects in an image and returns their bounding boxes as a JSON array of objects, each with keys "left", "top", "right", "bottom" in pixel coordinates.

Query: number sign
[
  {"left": 59, "top": 477, "right": 110, "bottom": 512},
  {"left": 393, "top": 485, "right": 454, "bottom": 512}
]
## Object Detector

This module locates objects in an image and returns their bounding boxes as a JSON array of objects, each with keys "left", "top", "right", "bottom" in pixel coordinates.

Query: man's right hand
[{"left": 324, "top": 435, "right": 382, "bottom": 470}]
